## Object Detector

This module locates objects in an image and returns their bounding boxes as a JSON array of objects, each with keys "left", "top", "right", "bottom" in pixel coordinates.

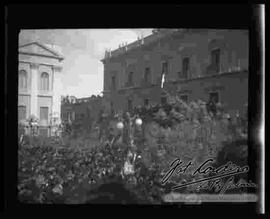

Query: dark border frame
[{"left": 4, "top": 3, "right": 265, "bottom": 213}]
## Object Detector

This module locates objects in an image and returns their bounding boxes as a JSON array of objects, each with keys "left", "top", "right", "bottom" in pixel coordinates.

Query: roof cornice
[{"left": 19, "top": 41, "right": 64, "bottom": 61}]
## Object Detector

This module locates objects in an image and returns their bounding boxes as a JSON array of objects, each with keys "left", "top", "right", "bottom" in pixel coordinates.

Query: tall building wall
[{"left": 102, "top": 29, "right": 249, "bottom": 114}]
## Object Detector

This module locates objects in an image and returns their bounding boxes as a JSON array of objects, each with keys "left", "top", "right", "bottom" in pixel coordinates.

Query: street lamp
[{"left": 27, "top": 115, "right": 39, "bottom": 137}]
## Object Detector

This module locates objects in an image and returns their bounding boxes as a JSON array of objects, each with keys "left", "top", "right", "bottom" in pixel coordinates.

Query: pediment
[{"left": 19, "top": 42, "right": 64, "bottom": 60}]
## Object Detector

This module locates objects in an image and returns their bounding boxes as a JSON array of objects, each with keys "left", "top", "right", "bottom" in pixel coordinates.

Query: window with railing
[
  {"left": 144, "top": 67, "right": 151, "bottom": 83},
  {"left": 128, "top": 72, "right": 133, "bottom": 84},
  {"left": 211, "top": 48, "right": 221, "bottom": 73},
  {"left": 128, "top": 99, "right": 133, "bottom": 111},
  {"left": 182, "top": 57, "right": 190, "bottom": 79},
  {"left": 111, "top": 76, "right": 116, "bottom": 90},
  {"left": 80, "top": 113, "right": 85, "bottom": 119},
  {"left": 125, "top": 72, "right": 134, "bottom": 87},
  {"left": 162, "top": 61, "right": 168, "bottom": 74},
  {"left": 110, "top": 101, "right": 114, "bottom": 112}
]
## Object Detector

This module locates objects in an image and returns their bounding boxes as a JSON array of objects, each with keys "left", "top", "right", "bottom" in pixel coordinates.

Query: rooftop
[
  {"left": 19, "top": 41, "right": 64, "bottom": 61},
  {"left": 100, "top": 29, "right": 182, "bottom": 63}
]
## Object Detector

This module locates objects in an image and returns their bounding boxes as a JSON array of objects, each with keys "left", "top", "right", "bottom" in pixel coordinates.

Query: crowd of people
[
  {"left": 18, "top": 130, "right": 167, "bottom": 203},
  {"left": 95, "top": 97, "right": 223, "bottom": 140},
  {"left": 61, "top": 93, "right": 247, "bottom": 145},
  {"left": 18, "top": 93, "right": 249, "bottom": 203},
  {"left": 51, "top": 91, "right": 250, "bottom": 158}
]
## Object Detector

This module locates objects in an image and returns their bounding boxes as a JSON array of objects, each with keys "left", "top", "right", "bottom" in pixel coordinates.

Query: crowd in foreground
[
  {"left": 18, "top": 139, "right": 170, "bottom": 204},
  {"left": 18, "top": 94, "right": 248, "bottom": 204}
]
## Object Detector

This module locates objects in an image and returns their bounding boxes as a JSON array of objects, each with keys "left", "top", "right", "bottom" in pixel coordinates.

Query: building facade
[
  {"left": 101, "top": 29, "right": 249, "bottom": 115},
  {"left": 18, "top": 42, "right": 64, "bottom": 136},
  {"left": 61, "top": 95, "right": 103, "bottom": 130}
]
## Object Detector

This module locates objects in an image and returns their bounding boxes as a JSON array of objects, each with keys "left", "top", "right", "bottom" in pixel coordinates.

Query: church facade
[{"left": 18, "top": 42, "right": 64, "bottom": 136}]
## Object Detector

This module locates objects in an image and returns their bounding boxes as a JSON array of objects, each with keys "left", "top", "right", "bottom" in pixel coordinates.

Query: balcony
[
  {"left": 124, "top": 81, "right": 136, "bottom": 88},
  {"left": 110, "top": 85, "right": 117, "bottom": 92},
  {"left": 140, "top": 79, "right": 153, "bottom": 88},
  {"left": 206, "top": 63, "right": 220, "bottom": 75},
  {"left": 178, "top": 71, "right": 189, "bottom": 81}
]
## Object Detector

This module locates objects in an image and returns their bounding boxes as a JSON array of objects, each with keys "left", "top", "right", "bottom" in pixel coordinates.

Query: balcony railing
[
  {"left": 124, "top": 81, "right": 135, "bottom": 88},
  {"left": 106, "top": 65, "right": 247, "bottom": 92},
  {"left": 140, "top": 79, "right": 153, "bottom": 87},
  {"left": 110, "top": 85, "right": 117, "bottom": 91},
  {"left": 206, "top": 63, "right": 220, "bottom": 75},
  {"left": 178, "top": 71, "right": 189, "bottom": 80}
]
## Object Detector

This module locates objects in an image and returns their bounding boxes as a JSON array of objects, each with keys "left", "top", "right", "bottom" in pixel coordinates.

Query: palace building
[
  {"left": 18, "top": 41, "right": 64, "bottom": 136},
  {"left": 101, "top": 29, "right": 249, "bottom": 115}
]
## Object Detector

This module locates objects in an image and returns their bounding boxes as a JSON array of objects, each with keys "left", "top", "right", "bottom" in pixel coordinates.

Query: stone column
[
  {"left": 30, "top": 63, "right": 39, "bottom": 118},
  {"left": 52, "top": 65, "right": 63, "bottom": 125}
]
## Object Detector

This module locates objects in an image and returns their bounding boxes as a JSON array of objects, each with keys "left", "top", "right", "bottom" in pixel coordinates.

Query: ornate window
[
  {"left": 127, "top": 98, "right": 133, "bottom": 111},
  {"left": 19, "top": 70, "right": 27, "bottom": 89},
  {"left": 41, "top": 72, "right": 49, "bottom": 91}
]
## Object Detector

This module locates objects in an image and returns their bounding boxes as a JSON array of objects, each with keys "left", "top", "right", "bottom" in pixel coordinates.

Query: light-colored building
[{"left": 18, "top": 41, "right": 64, "bottom": 136}]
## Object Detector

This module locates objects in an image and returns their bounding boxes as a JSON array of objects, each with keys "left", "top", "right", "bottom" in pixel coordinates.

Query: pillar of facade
[
  {"left": 52, "top": 65, "right": 63, "bottom": 125},
  {"left": 30, "top": 63, "right": 39, "bottom": 118}
]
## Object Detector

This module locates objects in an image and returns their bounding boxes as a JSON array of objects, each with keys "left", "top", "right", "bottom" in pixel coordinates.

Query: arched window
[
  {"left": 19, "top": 70, "right": 27, "bottom": 89},
  {"left": 41, "top": 72, "right": 49, "bottom": 91}
]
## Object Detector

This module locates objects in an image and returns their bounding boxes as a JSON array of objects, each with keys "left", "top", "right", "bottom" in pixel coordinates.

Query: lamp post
[
  {"left": 27, "top": 115, "right": 39, "bottom": 146},
  {"left": 27, "top": 115, "right": 39, "bottom": 137}
]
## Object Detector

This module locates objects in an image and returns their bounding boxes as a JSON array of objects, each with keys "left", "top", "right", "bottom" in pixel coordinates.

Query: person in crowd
[
  {"left": 122, "top": 111, "right": 132, "bottom": 146},
  {"left": 98, "top": 110, "right": 109, "bottom": 142},
  {"left": 206, "top": 97, "right": 217, "bottom": 117}
]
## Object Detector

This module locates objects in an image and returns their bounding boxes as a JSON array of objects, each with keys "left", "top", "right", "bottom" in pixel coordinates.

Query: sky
[{"left": 19, "top": 29, "right": 153, "bottom": 98}]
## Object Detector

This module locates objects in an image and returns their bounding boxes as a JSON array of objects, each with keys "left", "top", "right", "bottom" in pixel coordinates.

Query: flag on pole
[{"left": 161, "top": 72, "right": 166, "bottom": 88}]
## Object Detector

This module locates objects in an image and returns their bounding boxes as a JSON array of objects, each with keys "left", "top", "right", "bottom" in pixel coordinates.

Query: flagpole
[{"left": 160, "top": 71, "right": 170, "bottom": 97}]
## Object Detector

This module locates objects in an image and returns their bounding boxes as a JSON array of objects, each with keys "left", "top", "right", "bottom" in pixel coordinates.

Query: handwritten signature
[{"left": 161, "top": 158, "right": 256, "bottom": 193}]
